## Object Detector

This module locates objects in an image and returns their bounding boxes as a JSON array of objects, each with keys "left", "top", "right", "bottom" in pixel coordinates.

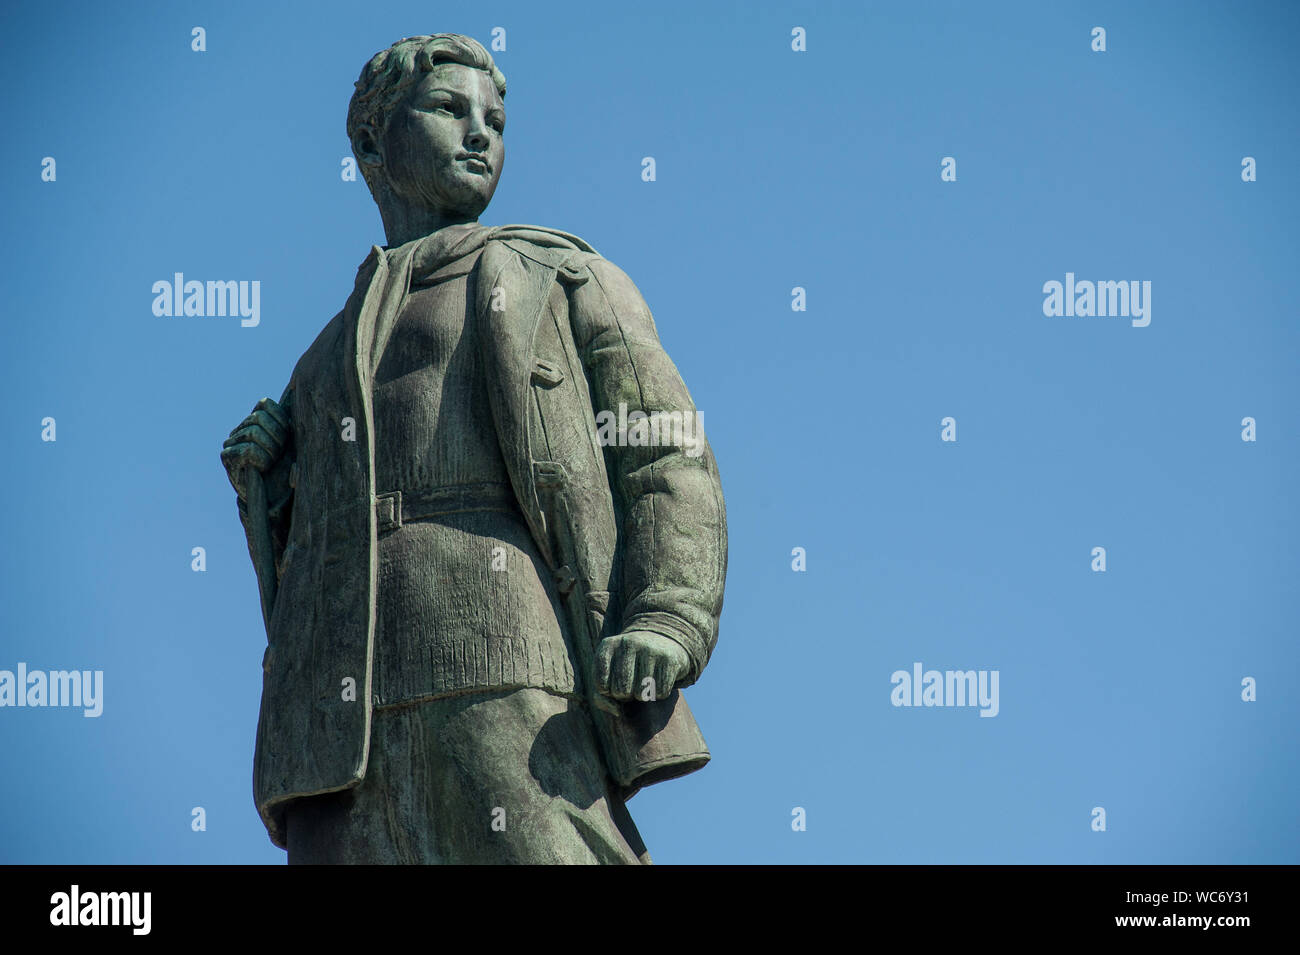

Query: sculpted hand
[
  {"left": 595, "top": 630, "right": 690, "bottom": 702},
  {"left": 221, "top": 397, "right": 291, "bottom": 499}
]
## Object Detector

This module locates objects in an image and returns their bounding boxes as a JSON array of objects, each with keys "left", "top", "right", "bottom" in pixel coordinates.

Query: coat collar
[
  {"left": 347, "top": 222, "right": 597, "bottom": 386},
  {"left": 398, "top": 222, "right": 598, "bottom": 284}
]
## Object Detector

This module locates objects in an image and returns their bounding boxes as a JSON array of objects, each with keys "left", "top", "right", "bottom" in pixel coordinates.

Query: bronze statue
[{"left": 221, "top": 33, "right": 727, "bottom": 864}]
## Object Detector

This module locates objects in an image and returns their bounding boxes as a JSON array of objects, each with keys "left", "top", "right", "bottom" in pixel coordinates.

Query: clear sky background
[{"left": 2, "top": 0, "right": 1296, "bottom": 864}]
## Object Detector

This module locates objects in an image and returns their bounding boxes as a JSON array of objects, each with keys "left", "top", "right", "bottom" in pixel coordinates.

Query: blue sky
[{"left": 2, "top": 0, "right": 1297, "bottom": 863}]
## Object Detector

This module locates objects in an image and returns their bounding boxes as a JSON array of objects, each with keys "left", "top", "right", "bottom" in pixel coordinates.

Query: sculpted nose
[{"left": 465, "top": 117, "right": 489, "bottom": 153}]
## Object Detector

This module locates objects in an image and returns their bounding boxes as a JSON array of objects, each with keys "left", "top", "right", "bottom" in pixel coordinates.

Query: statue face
[{"left": 379, "top": 62, "right": 505, "bottom": 220}]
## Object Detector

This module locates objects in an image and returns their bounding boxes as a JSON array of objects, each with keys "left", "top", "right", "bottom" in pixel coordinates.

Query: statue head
[{"left": 347, "top": 35, "right": 507, "bottom": 242}]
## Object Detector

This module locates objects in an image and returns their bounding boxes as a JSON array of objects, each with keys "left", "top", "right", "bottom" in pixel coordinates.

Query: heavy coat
[{"left": 239, "top": 227, "right": 728, "bottom": 848}]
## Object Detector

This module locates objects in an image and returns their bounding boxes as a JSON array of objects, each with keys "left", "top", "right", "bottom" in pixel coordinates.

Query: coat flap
[{"left": 476, "top": 240, "right": 563, "bottom": 568}]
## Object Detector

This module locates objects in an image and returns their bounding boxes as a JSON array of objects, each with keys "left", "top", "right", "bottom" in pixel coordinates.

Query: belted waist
[{"left": 375, "top": 482, "right": 519, "bottom": 533}]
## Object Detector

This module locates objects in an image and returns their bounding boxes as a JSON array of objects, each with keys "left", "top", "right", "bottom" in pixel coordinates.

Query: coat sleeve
[{"left": 567, "top": 256, "right": 727, "bottom": 687}]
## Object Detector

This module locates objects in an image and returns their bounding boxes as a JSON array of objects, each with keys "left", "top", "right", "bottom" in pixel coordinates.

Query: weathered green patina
[{"left": 221, "top": 34, "right": 726, "bottom": 864}]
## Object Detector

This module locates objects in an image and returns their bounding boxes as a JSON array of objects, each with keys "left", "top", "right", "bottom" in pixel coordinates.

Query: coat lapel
[{"left": 476, "top": 239, "right": 562, "bottom": 568}]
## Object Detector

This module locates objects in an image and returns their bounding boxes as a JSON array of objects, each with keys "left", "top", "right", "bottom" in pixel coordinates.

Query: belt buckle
[
  {"left": 376, "top": 490, "right": 403, "bottom": 533},
  {"left": 534, "top": 461, "right": 568, "bottom": 489}
]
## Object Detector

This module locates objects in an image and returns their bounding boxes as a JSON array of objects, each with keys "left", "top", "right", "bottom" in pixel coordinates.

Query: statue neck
[{"left": 380, "top": 204, "right": 480, "bottom": 248}]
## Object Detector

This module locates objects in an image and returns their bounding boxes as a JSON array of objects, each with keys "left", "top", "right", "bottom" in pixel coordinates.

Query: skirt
[{"left": 284, "top": 686, "right": 651, "bottom": 864}]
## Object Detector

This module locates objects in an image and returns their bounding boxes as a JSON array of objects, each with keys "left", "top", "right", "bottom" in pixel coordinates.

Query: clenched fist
[
  {"left": 595, "top": 630, "right": 690, "bottom": 702},
  {"left": 221, "top": 397, "right": 290, "bottom": 499}
]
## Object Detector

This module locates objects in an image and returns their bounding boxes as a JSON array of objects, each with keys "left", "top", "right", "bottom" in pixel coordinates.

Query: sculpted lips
[{"left": 457, "top": 152, "right": 491, "bottom": 174}]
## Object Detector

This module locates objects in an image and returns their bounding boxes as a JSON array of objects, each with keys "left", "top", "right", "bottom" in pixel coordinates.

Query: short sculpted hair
[{"left": 347, "top": 34, "right": 507, "bottom": 196}]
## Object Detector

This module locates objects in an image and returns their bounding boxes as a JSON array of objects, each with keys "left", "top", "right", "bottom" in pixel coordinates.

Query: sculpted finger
[
  {"left": 220, "top": 449, "right": 248, "bottom": 495},
  {"left": 595, "top": 638, "right": 617, "bottom": 692},
  {"left": 667, "top": 643, "right": 689, "bottom": 689},
  {"left": 224, "top": 419, "right": 269, "bottom": 448},
  {"left": 228, "top": 413, "right": 259, "bottom": 439},
  {"left": 232, "top": 442, "right": 274, "bottom": 473},
  {"left": 650, "top": 653, "right": 671, "bottom": 701},
  {"left": 222, "top": 428, "right": 251, "bottom": 449},
  {"left": 255, "top": 397, "right": 290, "bottom": 432},
  {"left": 251, "top": 408, "right": 288, "bottom": 446},
  {"left": 221, "top": 441, "right": 272, "bottom": 475},
  {"left": 628, "top": 649, "right": 654, "bottom": 701},
  {"left": 224, "top": 424, "right": 278, "bottom": 461},
  {"left": 612, "top": 643, "right": 638, "bottom": 699}
]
